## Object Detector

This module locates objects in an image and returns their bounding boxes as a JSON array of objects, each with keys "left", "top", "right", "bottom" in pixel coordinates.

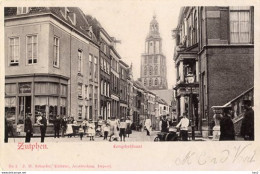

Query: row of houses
[
  {"left": 4, "top": 7, "right": 169, "bottom": 134},
  {"left": 172, "top": 6, "right": 254, "bottom": 137}
]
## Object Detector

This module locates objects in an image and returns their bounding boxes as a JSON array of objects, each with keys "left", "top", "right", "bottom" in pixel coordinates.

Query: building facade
[
  {"left": 140, "top": 15, "right": 168, "bottom": 90},
  {"left": 99, "top": 28, "right": 112, "bottom": 120},
  {"left": 4, "top": 7, "right": 99, "bottom": 134},
  {"left": 110, "top": 47, "right": 121, "bottom": 119},
  {"left": 119, "top": 60, "right": 129, "bottom": 119},
  {"left": 173, "top": 6, "right": 254, "bottom": 135}
]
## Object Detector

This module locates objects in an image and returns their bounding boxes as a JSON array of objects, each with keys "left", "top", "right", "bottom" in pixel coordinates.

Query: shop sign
[{"left": 19, "top": 83, "right": 31, "bottom": 93}]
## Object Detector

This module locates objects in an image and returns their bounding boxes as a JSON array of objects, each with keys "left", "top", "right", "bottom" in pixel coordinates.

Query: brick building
[{"left": 172, "top": 6, "right": 254, "bottom": 136}]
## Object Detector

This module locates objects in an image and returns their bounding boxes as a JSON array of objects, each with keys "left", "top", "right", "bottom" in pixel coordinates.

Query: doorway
[{"left": 18, "top": 96, "right": 32, "bottom": 124}]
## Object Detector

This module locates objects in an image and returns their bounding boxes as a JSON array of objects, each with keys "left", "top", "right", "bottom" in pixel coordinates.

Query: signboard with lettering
[{"left": 19, "top": 83, "right": 31, "bottom": 94}]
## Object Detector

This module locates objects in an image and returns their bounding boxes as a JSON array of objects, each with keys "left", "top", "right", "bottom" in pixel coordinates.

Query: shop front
[{"left": 5, "top": 75, "right": 68, "bottom": 135}]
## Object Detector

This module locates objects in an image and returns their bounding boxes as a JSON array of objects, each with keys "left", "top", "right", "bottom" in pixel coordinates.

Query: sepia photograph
[{"left": 0, "top": 0, "right": 259, "bottom": 171}]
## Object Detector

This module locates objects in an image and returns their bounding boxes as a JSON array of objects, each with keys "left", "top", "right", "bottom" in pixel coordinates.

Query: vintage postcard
[{"left": 0, "top": 0, "right": 259, "bottom": 171}]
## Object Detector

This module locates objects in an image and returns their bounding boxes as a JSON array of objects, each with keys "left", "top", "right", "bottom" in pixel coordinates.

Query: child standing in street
[
  {"left": 88, "top": 119, "right": 95, "bottom": 141},
  {"left": 103, "top": 123, "right": 110, "bottom": 140},
  {"left": 79, "top": 125, "right": 84, "bottom": 140}
]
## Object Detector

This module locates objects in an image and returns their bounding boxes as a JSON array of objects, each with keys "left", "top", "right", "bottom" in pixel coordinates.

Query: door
[{"left": 18, "top": 96, "right": 31, "bottom": 124}]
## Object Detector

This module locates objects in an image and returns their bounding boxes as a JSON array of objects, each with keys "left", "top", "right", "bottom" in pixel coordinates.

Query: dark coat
[
  {"left": 40, "top": 116, "right": 47, "bottom": 131},
  {"left": 240, "top": 108, "right": 254, "bottom": 138},
  {"left": 220, "top": 116, "right": 235, "bottom": 141},
  {"left": 24, "top": 117, "right": 33, "bottom": 133},
  {"left": 54, "top": 117, "right": 61, "bottom": 129}
]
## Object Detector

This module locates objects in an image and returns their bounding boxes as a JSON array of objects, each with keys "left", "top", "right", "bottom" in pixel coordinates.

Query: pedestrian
[
  {"left": 24, "top": 113, "right": 33, "bottom": 143},
  {"left": 159, "top": 115, "right": 169, "bottom": 133},
  {"left": 79, "top": 125, "right": 84, "bottom": 140},
  {"left": 72, "top": 120, "right": 78, "bottom": 137},
  {"left": 37, "top": 113, "right": 47, "bottom": 143},
  {"left": 125, "top": 116, "right": 132, "bottom": 137},
  {"left": 66, "top": 117, "right": 73, "bottom": 138},
  {"left": 54, "top": 115, "right": 61, "bottom": 138},
  {"left": 240, "top": 100, "right": 254, "bottom": 140},
  {"left": 96, "top": 116, "right": 103, "bottom": 137},
  {"left": 119, "top": 117, "right": 127, "bottom": 141},
  {"left": 219, "top": 107, "right": 235, "bottom": 141},
  {"left": 144, "top": 116, "right": 152, "bottom": 136},
  {"left": 176, "top": 113, "right": 189, "bottom": 141},
  {"left": 61, "top": 116, "right": 67, "bottom": 137},
  {"left": 82, "top": 118, "right": 88, "bottom": 134},
  {"left": 88, "top": 119, "right": 95, "bottom": 141},
  {"left": 108, "top": 116, "right": 119, "bottom": 142},
  {"left": 103, "top": 122, "right": 110, "bottom": 140}
]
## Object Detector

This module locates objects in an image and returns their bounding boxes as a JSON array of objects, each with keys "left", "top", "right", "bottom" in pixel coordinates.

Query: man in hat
[
  {"left": 24, "top": 113, "right": 33, "bottom": 143},
  {"left": 240, "top": 100, "right": 254, "bottom": 140},
  {"left": 176, "top": 113, "right": 189, "bottom": 141},
  {"left": 159, "top": 115, "right": 169, "bottom": 133},
  {"left": 219, "top": 107, "right": 235, "bottom": 141},
  {"left": 39, "top": 113, "right": 47, "bottom": 143}
]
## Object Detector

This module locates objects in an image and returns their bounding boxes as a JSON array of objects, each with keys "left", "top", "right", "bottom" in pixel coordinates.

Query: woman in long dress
[
  {"left": 125, "top": 117, "right": 132, "bottom": 137},
  {"left": 66, "top": 118, "right": 73, "bottom": 138}
]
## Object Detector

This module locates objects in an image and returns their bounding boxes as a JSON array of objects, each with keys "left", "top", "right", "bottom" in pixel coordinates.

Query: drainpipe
[{"left": 69, "top": 29, "right": 72, "bottom": 117}]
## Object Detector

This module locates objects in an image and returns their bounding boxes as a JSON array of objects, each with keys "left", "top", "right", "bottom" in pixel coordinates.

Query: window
[
  {"left": 101, "top": 80, "right": 103, "bottom": 95},
  {"left": 78, "top": 49, "right": 82, "bottom": 74},
  {"left": 149, "top": 66, "right": 153, "bottom": 75},
  {"left": 107, "top": 83, "right": 110, "bottom": 96},
  {"left": 144, "top": 79, "right": 147, "bottom": 86},
  {"left": 149, "top": 78, "right": 153, "bottom": 86},
  {"left": 53, "top": 37, "right": 60, "bottom": 67},
  {"left": 34, "top": 96, "right": 47, "bottom": 122},
  {"left": 107, "top": 63, "right": 110, "bottom": 74},
  {"left": 154, "top": 66, "right": 158, "bottom": 75},
  {"left": 78, "top": 105, "right": 83, "bottom": 119},
  {"left": 155, "top": 78, "right": 158, "bottom": 85},
  {"left": 104, "top": 82, "right": 107, "bottom": 96},
  {"left": 27, "top": 35, "right": 38, "bottom": 64},
  {"left": 144, "top": 66, "right": 147, "bottom": 75},
  {"left": 17, "top": 7, "right": 29, "bottom": 15},
  {"left": 89, "top": 54, "right": 93, "bottom": 77},
  {"left": 230, "top": 6, "right": 251, "bottom": 43},
  {"left": 85, "top": 106, "right": 88, "bottom": 119},
  {"left": 100, "top": 57, "right": 103, "bottom": 69},
  {"left": 61, "top": 84, "right": 67, "bottom": 96},
  {"left": 49, "top": 97, "right": 58, "bottom": 123},
  {"left": 5, "top": 97, "right": 16, "bottom": 120},
  {"left": 104, "top": 60, "right": 107, "bottom": 72},
  {"left": 60, "top": 98, "right": 66, "bottom": 116},
  {"left": 9, "top": 37, "right": 20, "bottom": 66},
  {"left": 94, "top": 56, "right": 98, "bottom": 79},
  {"left": 78, "top": 84, "right": 82, "bottom": 98}
]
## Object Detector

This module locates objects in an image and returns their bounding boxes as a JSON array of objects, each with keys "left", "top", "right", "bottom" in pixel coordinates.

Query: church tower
[{"left": 140, "top": 15, "right": 168, "bottom": 90}]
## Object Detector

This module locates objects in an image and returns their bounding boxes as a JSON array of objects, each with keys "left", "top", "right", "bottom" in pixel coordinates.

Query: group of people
[
  {"left": 219, "top": 100, "right": 254, "bottom": 141},
  {"left": 22, "top": 114, "right": 133, "bottom": 143}
]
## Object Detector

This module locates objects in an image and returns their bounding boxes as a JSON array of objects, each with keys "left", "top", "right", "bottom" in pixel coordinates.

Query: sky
[{"left": 81, "top": 1, "right": 180, "bottom": 89}]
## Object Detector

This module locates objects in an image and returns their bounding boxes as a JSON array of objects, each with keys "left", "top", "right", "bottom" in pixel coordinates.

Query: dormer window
[
  {"left": 68, "top": 12, "right": 76, "bottom": 26},
  {"left": 61, "top": 7, "right": 70, "bottom": 20},
  {"left": 17, "top": 7, "right": 29, "bottom": 15}
]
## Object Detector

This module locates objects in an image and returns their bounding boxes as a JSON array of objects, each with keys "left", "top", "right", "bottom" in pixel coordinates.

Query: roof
[
  {"left": 151, "top": 89, "right": 173, "bottom": 105},
  {"left": 119, "top": 60, "right": 129, "bottom": 68},
  {"left": 5, "top": 7, "right": 98, "bottom": 45}
]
